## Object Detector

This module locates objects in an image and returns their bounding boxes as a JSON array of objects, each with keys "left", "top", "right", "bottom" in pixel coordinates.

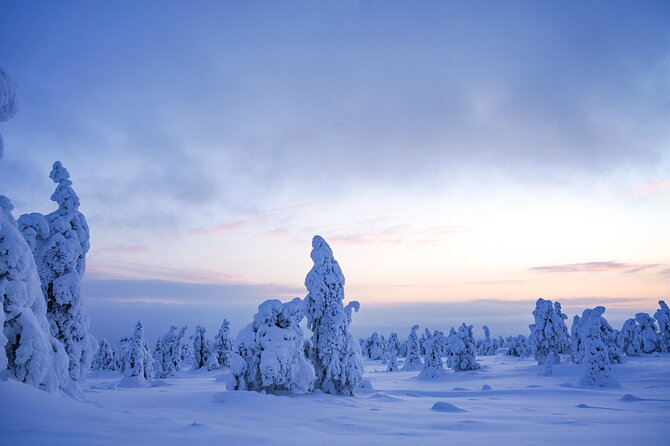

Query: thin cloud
[
  {"left": 95, "top": 244, "right": 150, "bottom": 254},
  {"left": 190, "top": 219, "right": 254, "bottom": 236},
  {"left": 86, "top": 262, "right": 246, "bottom": 285},
  {"left": 530, "top": 261, "right": 664, "bottom": 274},
  {"left": 631, "top": 181, "right": 670, "bottom": 198}
]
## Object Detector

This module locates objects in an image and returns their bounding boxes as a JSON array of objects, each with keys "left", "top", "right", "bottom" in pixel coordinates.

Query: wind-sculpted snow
[
  {"left": 229, "top": 298, "right": 315, "bottom": 393},
  {"left": 304, "top": 236, "right": 363, "bottom": 395},
  {"left": 0, "top": 196, "right": 69, "bottom": 391},
  {"left": 18, "top": 162, "right": 94, "bottom": 382}
]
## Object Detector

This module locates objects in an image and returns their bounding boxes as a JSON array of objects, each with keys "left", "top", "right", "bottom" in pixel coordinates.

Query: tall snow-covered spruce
[
  {"left": 304, "top": 236, "right": 363, "bottom": 395},
  {"left": 121, "top": 321, "right": 154, "bottom": 386},
  {"left": 18, "top": 161, "right": 95, "bottom": 382},
  {"left": 528, "top": 298, "right": 570, "bottom": 368}
]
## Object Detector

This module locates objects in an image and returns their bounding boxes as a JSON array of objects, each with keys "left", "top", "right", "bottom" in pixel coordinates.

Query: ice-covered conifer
[
  {"left": 304, "top": 236, "right": 363, "bottom": 395},
  {"left": 418, "top": 331, "right": 447, "bottom": 379},
  {"left": 507, "top": 335, "right": 530, "bottom": 357},
  {"left": 570, "top": 315, "right": 583, "bottom": 363},
  {"left": 1, "top": 196, "right": 69, "bottom": 391},
  {"left": 91, "top": 339, "right": 116, "bottom": 371},
  {"left": 528, "top": 298, "right": 569, "bottom": 367},
  {"left": 446, "top": 323, "right": 480, "bottom": 371},
  {"left": 192, "top": 325, "right": 209, "bottom": 370},
  {"left": 654, "top": 300, "right": 670, "bottom": 352},
  {"left": 367, "top": 332, "right": 385, "bottom": 361},
  {"left": 478, "top": 325, "right": 495, "bottom": 356},
  {"left": 153, "top": 325, "right": 187, "bottom": 378},
  {"left": 402, "top": 324, "right": 423, "bottom": 371},
  {"left": 209, "top": 319, "right": 233, "bottom": 369},
  {"left": 123, "top": 321, "right": 153, "bottom": 382},
  {"left": 0, "top": 67, "right": 19, "bottom": 160},
  {"left": 621, "top": 318, "right": 643, "bottom": 357},
  {"left": 386, "top": 332, "right": 401, "bottom": 357},
  {"left": 579, "top": 307, "right": 616, "bottom": 387},
  {"left": 18, "top": 162, "right": 94, "bottom": 382},
  {"left": 635, "top": 312, "right": 659, "bottom": 353},
  {"left": 228, "top": 298, "right": 315, "bottom": 393}
]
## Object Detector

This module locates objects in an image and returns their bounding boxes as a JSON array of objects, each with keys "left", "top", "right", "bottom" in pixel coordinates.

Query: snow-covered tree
[
  {"left": 621, "top": 318, "right": 643, "bottom": 357},
  {"left": 18, "top": 161, "right": 95, "bottom": 382},
  {"left": 0, "top": 67, "right": 19, "bottom": 160},
  {"left": 528, "top": 298, "right": 570, "bottom": 367},
  {"left": 579, "top": 307, "right": 616, "bottom": 387},
  {"left": 91, "top": 338, "right": 116, "bottom": 371},
  {"left": 1, "top": 196, "right": 69, "bottom": 391},
  {"left": 123, "top": 321, "right": 153, "bottom": 382},
  {"left": 366, "top": 332, "right": 386, "bottom": 361},
  {"left": 153, "top": 325, "right": 187, "bottom": 378},
  {"left": 228, "top": 298, "right": 315, "bottom": 393},
  {"left": 191, "top": 325, "right": 209, "bottom": 370},
  {"left": 478, "top": 325, "right": 495, "bottom": 356},
  {"left": 402, "top": 324, "right": 422, "bottom": 371},
  {"left": 570, "top": 315, "right": 583, "bottom": 363},
  {"left": 654, "top": 300, "right": 670, "bottom": 352},
  {"left": 446, "top": 323, "right": 480, "bottom": 371},
  {"left": 386, "top": 332, "right": 401, "bottom": 357},
  {"left": 635, "top": 312, "right": 659, "bottom": 353},
  {"left": 506, "top": 335, "right": 530, "bottom": 357},
  {"left": 386, "top": 349, "right": 398, "bottom": 372},
  {"left": 418, "top": 331, "right": 447, "bottom": 379},
  {"left": 208, "top": 319, "right": 233, "bottom": 370},
  {"left": 303, "top": 236, "right": 363, "bottom": 395}
]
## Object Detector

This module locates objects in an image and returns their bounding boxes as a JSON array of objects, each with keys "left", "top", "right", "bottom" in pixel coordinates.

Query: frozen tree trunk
[
  {"left": 1, "top": 196, "right": 69, "bottom": 391},
  {"left": 18, "top": 162, "right": 94, "bottom": 382},
  {"left": 304, "top": 236, "right": 363, "bottom": 395}
]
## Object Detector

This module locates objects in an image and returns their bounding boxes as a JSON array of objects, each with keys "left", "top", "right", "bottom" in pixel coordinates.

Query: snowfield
[{"left": 2, "top": 353, "right": 669, "bottom": 445}]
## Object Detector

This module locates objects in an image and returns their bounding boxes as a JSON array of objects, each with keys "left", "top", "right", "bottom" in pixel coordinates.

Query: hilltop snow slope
[{"left": 1, "top": 353, "right": 668, "bottom": 445}]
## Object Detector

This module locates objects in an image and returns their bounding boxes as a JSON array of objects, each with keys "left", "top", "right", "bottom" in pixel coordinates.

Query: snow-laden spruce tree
[
  {"left": 654, "top": 300, "right": 670, "bottom": 352},
  {"left": 18, "top": 161, "right": 95, "bottom": 382},
  {"left": 121, "top": 321, "right": 153, "bottom": 385},
  {"left": 386, "top": 349, "right": 399, "bottom": 372},
  {"left": 635, "top": 312, "right": 659, "bottom": 353},
  {"left": 579, "top": 307, "right": 616, "bottom": 387},
  {"left": 228, "top": 298, "right": 315, "bottom": 393},
  {"left": 209, "top": 319, "right": 233, "bottom": 369},
  {"left": 387, "top": 332, "right": 401, "bottom": 357},
  {"left": 191, "top": 325, "right": 209, "bottom": 370},
  {"left": 478, "top": 325, "right": 496, "bottom": 356},
  {"left": 621, "top": 318, "right": 643, "bottom": 357},
  {"left": 570, "top": 315, "right": 583, "bottom": 363},
  {"left": 528, "top": 298, "right": 570, "bottom": 367},
  {"left": 153, "top": 325, "right": 187, "bottom": 378},
  {"left": 367, "top": 332, "right": 386, "bottom": 361},
  {"left": 402, "top": 324, "right": 423, "bottom": 371},
  {"left": 303, "top": 236, "right": 363, "bottom": 395},
  {"left": 446, "top": 323, "right": 481, "bottom": 371},
  {"left": 91, "top": 338, "right": 116, "bottom": 371},
  {"left": 0, "top": 67, "right": 19, "bottom": 160},
  {"left": 1, "top": 196, "right": 69, "bottom": 391},
  {"left": 418, "top": 331, "right": 447, "bottom": 379}
]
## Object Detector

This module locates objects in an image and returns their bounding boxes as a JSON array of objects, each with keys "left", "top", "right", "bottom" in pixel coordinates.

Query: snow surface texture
[
  {"left": 304, "top": 236, "right": 364, "bottom": 395},
  {"left": 18, "top": 162, "right": 95, "bottom": 382},
  {"left": 0, "top": 67, "right": 19, "bottom": 160},
  {"left": 228, "top": 298, "right": 315, "bottom": 393},
  {"left": 3, "top": 353, "right": 669, "bottom": 445},
  {"left": 529, "top": 298, "right": 570, "bottom": 367},
  {"left": 0, "top": 196, "right": 69, "bottom": 391}
]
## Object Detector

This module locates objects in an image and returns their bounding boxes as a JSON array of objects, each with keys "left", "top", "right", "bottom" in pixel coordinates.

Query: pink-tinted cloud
[
  {"left": 631, "top": 181, "right": 670, "bottom": 198},
  {"left": 190, "top": 219, "right": 254, "bottom": 236},
  {"left": 531, "top": 261, "right": 664, "bottom": 274},
  {"left": 96, "top": 244, "right": 150, "bottom": 254},
  {"left": 87, "top": 261, "right": 246, "bottom": 285}
]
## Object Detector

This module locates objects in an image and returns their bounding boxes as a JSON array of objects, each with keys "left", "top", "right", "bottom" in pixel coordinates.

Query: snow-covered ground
[{"left": 1, "top": 353, "right": 669, "bottom": 445}]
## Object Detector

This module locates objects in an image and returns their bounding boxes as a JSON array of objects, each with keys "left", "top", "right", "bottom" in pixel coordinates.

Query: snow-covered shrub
[
  {"left": 191, "top": 325, "right": 209, "bottom": 370},
  {"left": 528, "top": 298, "right": 570, "bottom": 367},
  {"left": 91, "top": 339, "right": 116, "bottom": 371},
  {"left": 621, "top": 318, "right": 643, "bottom": 357},
  {"left": 228, "top": 298, "right": 315, "bottom": 393},
  {"left": 446, "top": 323, "right": 480, "bottom": 371},
  {"left": 477, "top": 325, "right": 496, "bottom": 356},
  {"left": 579, "top": 307, "right": 616, "bottom": 387},
  {"left": 0, "top": 67, "right": 19, "bottom": 160},
  {"left": 506, "top": 335, "right": 530, "bottom": 357},
  {"left": 123, "top": 321, "right": 153, "bottom": 382},
  {"left": 418, "top": 331, "right": 447, "bottom": 379},
  {"left": 209, "top": 319, "right": 233, "bottom": 369},
  {"left": 635, "top": 312, "right": 659, "bottom": 353},
  {"left": 18, "top": 162, "right": 94, "bottom": 382},
  {"left": 153, "top": 325, "right": 187, "bottom": 378},
  {"left": 402, "top": 324, "right": 422, "bottom": 371},
  {"left": 1, "top": 196, "right": 69, "bottom": 391},
  {"left": 654, "top": 300, "right": 670, "bottom": 352},
  {"left": 366, "top": 332, "right": 386, "bottom": 361},
  {"left": 304, "top": 236, "right": 363, "bottom": 395}
]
